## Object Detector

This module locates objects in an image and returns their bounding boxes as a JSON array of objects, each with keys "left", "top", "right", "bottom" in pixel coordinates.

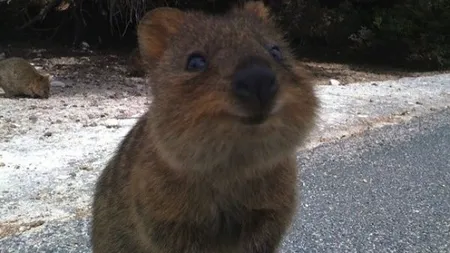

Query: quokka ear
[
  {"left": 240, "top": 1, "right": 271, "bottom": 22},
  {"left": 137, "top": 7, "right": 185, "bottom": 63}
]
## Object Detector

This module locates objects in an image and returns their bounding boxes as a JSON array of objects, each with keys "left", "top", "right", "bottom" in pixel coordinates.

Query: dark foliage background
[{"left": 0, "top": 0, "right": 449, "bottom": 69}]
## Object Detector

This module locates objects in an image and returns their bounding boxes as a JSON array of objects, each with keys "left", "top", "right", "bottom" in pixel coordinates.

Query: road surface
[{"left": 1, "top": 108, "right": 449, "bottom": 253}]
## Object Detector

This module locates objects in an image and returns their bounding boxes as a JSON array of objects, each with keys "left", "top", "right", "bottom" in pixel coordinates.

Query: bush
[
  {"left": 0, "top": 0, "right": 243, "bottom": 47},
  {"left": 367, "top": 0, "right": 450, "bottom": 68},
  {"left": 276, "top": 0, "right": 450, "bottom": 69},
  {"left": 0, "top": 0, "right": 449, "bottom": 69}
]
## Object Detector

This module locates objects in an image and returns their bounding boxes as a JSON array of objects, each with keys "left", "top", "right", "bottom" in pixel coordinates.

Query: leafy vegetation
[{"left": 0, "top": 0, "right": 449, "bottom": 69}]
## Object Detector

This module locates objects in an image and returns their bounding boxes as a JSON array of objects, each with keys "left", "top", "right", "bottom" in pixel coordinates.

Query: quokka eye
[
  {"left": 186, "top": 52, "right": 207, "bottom": 72},
  {"left": 268, "top": 45, "right": 283, "bottom": 62}
]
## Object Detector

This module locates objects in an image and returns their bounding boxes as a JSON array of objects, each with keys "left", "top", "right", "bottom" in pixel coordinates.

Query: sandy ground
[{"left": 0, "top": 47, "right": 449, "bottom": 238}]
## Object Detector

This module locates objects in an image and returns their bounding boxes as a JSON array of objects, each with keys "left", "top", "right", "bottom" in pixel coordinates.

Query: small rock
[
  {"left": 0, "top": 162, "right": 5, "bottom": 167},
  {"left": 15, "top": 165, "right": 20, "bottom": 169},
  {"left": 51, "top": 81, "right": 66, "bottom": 88},
  {"left": 79, "top": 165, "right": 93, "bottom": 171},
  {"left": 108, "top": 93, "right": 119, "bottom": 99},
  {"left": 329, "top": 79, "right": 340, "bottom": 86},
  {"left": 43, "top": 132, "right": 52, "bottom": 137},
  {"left": 416, "top": 101, "right": 423, "bottom": 105},
  {"left": 105, "top": 119, "right": 120, "bottom": 128},
  {"left": 29, "top": 115, "right": 38, "bottom": 123},
  {"left": 371, "top": 83, "right": 378, "bottom": 86}
]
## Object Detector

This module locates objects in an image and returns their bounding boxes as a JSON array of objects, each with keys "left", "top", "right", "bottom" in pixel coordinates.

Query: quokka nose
[{"left": 232, "top": 65, "right": 278, "bottom": 110}]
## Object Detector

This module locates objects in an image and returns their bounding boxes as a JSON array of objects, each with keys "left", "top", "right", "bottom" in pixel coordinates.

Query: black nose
[{"left": 232, "top": 65, "right": 278, "bottom": 112}]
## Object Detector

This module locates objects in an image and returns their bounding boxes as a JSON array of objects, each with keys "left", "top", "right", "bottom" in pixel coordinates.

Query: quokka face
[{"left": 138, "top": 3, "right": 318, "bottom": 172}]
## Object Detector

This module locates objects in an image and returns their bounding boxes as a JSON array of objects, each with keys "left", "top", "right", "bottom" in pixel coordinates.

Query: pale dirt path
[{"left": 0, "top": 51, "right": 449, "bottom": 238}]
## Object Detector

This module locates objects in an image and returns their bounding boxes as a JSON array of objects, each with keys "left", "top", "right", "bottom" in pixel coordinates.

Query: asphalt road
[{"left": 1, "top": 108, "right": 449, "bottom": 253}]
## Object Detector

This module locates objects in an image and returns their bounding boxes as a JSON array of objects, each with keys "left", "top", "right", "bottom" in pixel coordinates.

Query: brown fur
[
  {"left": 91, "top": 2, "right": 318, "bottom": 253},
  {"left": 0, "top": 57, "right": 51, "bottom": 99},
  {"left": 127, "top": 48, "right": 146, "bottom": 77}
]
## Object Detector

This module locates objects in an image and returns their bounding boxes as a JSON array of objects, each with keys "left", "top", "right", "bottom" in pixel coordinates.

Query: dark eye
[
  {"left": 269, "top": 45, "right": 282, "bottom": 62},
  {"left": 186, "top": 53, "right": 207, "bottom": 72}
]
